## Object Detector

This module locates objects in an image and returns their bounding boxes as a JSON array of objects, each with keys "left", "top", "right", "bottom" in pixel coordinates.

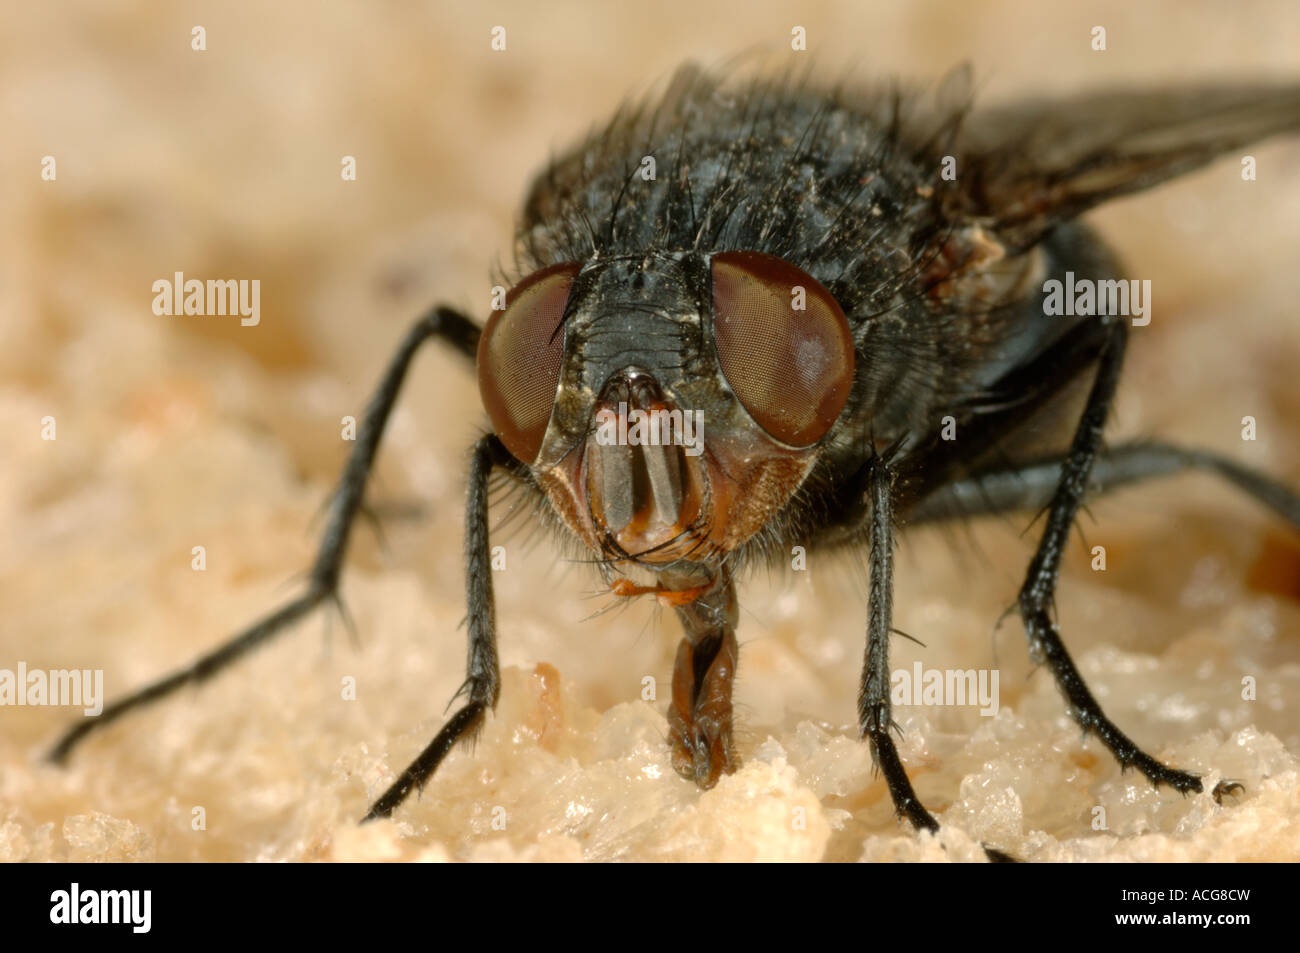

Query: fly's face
[{"left": 477, "top": 249, "right": 855, "bottom": 573}]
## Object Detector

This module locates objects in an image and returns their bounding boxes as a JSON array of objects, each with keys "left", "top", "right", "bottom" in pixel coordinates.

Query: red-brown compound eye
[
  {"left": 709, "top": 250, "right": 855, "bottom": 447},
  {"left": 477, "top": 262, "right": 581, "bottom": 462}
]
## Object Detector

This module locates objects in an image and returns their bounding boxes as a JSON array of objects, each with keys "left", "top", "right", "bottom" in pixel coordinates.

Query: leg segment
[
  {"left": 909, "top": 440, "right": 1300, "bottom": 528},
  {"left": 1016, "top": 320, "right": 1202, "bottom": 792},
  {"left": 363, "top": 433, "right": 512, "bottom": 821},
  {"left": 857, "top": 455, "right": 940, "bottom": 835},
  {"left": 47, "top": 306, "right": 481, "bottom": 764},
  {"left": 667, "top": 572, "right": 739, "bottom": 790}
]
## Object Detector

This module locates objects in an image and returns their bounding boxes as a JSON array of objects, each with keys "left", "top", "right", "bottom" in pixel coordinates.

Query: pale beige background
[{"left": 2, "top": 0, "right": 1299, "bottom": 861}]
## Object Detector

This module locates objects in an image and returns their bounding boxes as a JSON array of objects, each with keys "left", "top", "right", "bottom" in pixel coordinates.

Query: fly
[{"left": 48, "top": 65, "right": 1300, "bottom": 860}]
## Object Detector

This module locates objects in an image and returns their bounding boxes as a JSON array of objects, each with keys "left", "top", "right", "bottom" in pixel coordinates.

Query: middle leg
[
  {"left": 907, "top": 440, "right": 1300, "bottom": 528},
  {"left": 1016, "top": 319, "right": 1204, "bottom": 792},
  {"left": 860, "top": 453, "right": 1017, "bottom": 861}
]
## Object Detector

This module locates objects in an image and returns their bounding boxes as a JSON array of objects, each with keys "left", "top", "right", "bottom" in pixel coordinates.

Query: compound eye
[
  {"left": 709, "top": 250, "right": 855, "bottom": 447},
  {"left": 477, "top": 262, "right": 581, "bottom": 462}
]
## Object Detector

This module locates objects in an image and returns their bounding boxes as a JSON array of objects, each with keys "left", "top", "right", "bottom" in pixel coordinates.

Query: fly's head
[{"left": 477, "top": 249, "right": 855, "bottom": 584}]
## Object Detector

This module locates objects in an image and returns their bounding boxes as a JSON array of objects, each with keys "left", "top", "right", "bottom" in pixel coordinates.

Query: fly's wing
[
  {"left": 891, "top": 84, "right": 1300, "bottom": 507},
  {"left": 955, "top": 85, "right": 1300, "bottom": 252}
]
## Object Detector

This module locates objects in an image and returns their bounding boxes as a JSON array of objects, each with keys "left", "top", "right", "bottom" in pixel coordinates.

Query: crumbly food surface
[{"left": 2, "top": 0, "right": 1299, "bottom": 862}]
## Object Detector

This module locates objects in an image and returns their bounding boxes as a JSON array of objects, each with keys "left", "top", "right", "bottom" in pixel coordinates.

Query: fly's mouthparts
[
  {"left": 590, "top": 432, "right": 688, "bottom": 535},
  {"left": 585, "top": 373, "right": 705, "bottom": 561}
]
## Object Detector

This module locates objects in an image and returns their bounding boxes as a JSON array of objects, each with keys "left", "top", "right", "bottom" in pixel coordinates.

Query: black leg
[
  {"left": 857, "top": 455, "right": 941, "bottom": 834},
  {"left": 909, "top": 440, "right": 1300, "bottom": 528},
  {"left": 362, "top": 433, "right": 512, "bottom": 821},
  {"left": 858, "top": 455, "right": 1017, "bottom": 861},
  {"left": 47, "top": 305, "right": 482, "bottom": 764},
  {"left": 1015, "top": 320, "right": 1204, "bottom": 792}
]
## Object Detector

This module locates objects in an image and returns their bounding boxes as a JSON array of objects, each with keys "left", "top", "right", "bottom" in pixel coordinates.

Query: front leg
[
  {"left": 362, "top": 433, "right": 515, "bottom": 821},
  {"left": 860, "top": 455, "right": 1016, "bottom": 861},
  {"left": 667, "top": 571, "right": 739, "bottom": 789},
  {"left": 857, "top": 455, "right": 941, "bottom": 835}
]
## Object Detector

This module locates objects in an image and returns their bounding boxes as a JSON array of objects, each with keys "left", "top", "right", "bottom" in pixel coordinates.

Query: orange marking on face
[{"left": 609, "top": 578, "right": 711, "bottom": 608}]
